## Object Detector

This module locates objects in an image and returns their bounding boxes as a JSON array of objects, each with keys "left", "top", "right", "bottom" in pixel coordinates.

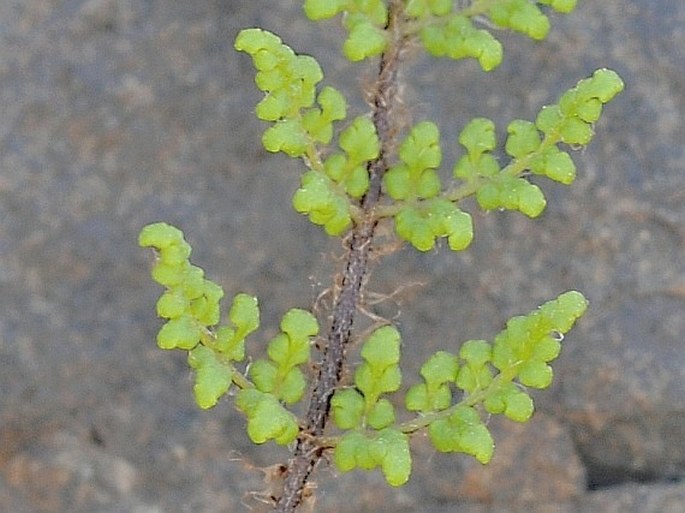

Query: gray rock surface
[{"left": 0, "top": 1, "right": 682, "bottom": 512}]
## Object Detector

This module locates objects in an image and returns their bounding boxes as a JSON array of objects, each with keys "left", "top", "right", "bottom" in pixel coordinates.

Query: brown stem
[{"left": 274, "top": 3, "right": 407, "bottom": 512}]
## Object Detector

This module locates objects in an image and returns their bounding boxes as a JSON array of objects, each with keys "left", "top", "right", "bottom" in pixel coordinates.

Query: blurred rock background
[{"left": 0, "top": 1, "right": 682, "bottom": 512}]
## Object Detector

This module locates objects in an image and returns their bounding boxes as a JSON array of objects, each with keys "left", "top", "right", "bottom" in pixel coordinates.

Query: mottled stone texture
[{"left": 0, "top": 1, "right": 682, "bottom": 512}]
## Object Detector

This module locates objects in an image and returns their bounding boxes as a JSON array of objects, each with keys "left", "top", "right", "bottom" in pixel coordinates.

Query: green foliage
[
  {"left": 401, "top": 290, "right": 588, "bottom": 465},
  {"left": 334, "top": 428, "right": 411, "bottom": 487},
  {"left": 488, "top": 0, "right": 551, "bottom": 40},
  {"left": 250, "top": 309, "right": 319, "bottom": 404},
  {"left": 343, "top": 13, "right": 388, "bottom": 62},
  {"left": 141, "top": 1, "right": 623, "bottom": 504},
  {"left": 331, "top": 326, "right": 409, "bottom": 485},
  {"left": 235, "top": 15, "right": 622, "bottom": 247},
  {"left": 379, "top": 70, "right": 622, "bottom": 251},
  {"left": 291, "top": 170, "right": 355, "bottom": 235},
  {"left": 236, "top": 389, "right": 300, "bottom": 445},
  {"left": 304, "top": 0, "right": 388, "bottom": 61},
  {"left": 405, "top": 351, "right": 458, "bottom": 412},
  {"left": 303, "top": 0, "right": 346, "bottom": 21},
  {"left": 483, "top": 382, "right": 534, "bottom": 423},
  {"left": 405, "top": 0, "right": 455, "bottom": 18},
  {"left": 490, "top": 290, "right": 587, "bottom": 388},
  {"left": 385, "top": 122, "right": 474, "bottom": 252},
  {"left": 139, "top": 223, "right": 260, "bottom": 409},
  {"left": 453, "top": 117, "right": 499, "bottom": 179},
  {"left": 331, "top": 326, "right": 402, "bottom": 432},
  {"left": 188, "top": 345, "right": 234, "bottom": 410},
  {"left": 356, "top": 326, "right": 402, "bottom": 409},
  {"left": 235, "top": 28, "right": 383, "bottom": 236},
  {"left": 326, "top": 115, "right": 380, "bottom": 198},
  {"left": 234, "top": 28, "right": 349, "bottom": 157},
  {"left": 330, "top": 290, "right": 587, "bottom": 483},
  {"left": 539, "top": 0, "right": 578, "bottom": 14},
  {"left": 535, "top": 68, "right": 625, "bottom": 145},
  {"left": 428, "top": 405, "right": 494, "bottom": 463},
  {"left": 303, "top": 0, "right": 579, "bottom": 68},
  {"left": 402, "top": 0, "right": 580, "bottom": 71},
  {"left": 234, "top": 29, "right": 320, "bottom": 155},
  {"left": 455, "top": 339, "right": 494, "bottom": 393},
  {"left": 384, "top": 121, "right": 442, "bottom": 201},
  {"left": 393, "top": 198, "right": 474, "bottom": 252},
  {"left": 453, "top": 69, "right": 624, "bottom": 217},
  {"left": 417, "top": 15, "right": 504, "bottom": 71}
]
